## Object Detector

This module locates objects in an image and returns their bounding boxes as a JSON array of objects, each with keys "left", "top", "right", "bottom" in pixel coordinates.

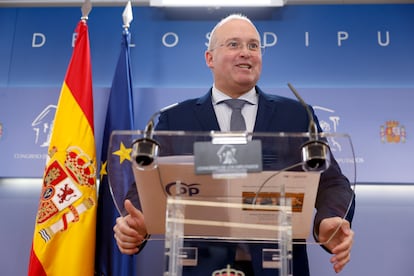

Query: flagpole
[{"left": 122, "top": 0, "right": 135, "bottom": 126}]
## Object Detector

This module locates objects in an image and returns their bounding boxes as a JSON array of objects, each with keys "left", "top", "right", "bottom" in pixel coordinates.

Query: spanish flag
[{"left": 28, "top": 19, "right": 97, "bottom": 276}]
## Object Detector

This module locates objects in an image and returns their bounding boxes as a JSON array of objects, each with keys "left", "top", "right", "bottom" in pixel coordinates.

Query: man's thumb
[{"left": 124, "top": 199, "right": 141, "bottom": 219}]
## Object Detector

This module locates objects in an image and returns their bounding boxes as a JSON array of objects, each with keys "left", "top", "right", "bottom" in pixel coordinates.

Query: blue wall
[
  {"left": 1, "top": 5, "right": 414, "bottom": 276},
  {"left": 1, "top": 5, "right": 413, "bottom": 182}
]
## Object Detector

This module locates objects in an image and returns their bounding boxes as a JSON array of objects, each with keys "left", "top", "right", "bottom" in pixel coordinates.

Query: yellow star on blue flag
[{"left": 112, "top": 142, "right": 132, "bottom": 164}]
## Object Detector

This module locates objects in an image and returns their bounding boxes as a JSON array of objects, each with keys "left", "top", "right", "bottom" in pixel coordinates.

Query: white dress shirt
[{"left": 211, "top": 85, "right": 258, "bottom": 132}]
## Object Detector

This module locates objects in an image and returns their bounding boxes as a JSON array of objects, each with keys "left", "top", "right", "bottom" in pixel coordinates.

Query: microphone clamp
[
  {"left": 131, "top": 137, "right": 160, "bottom": 167},
  {"left": 301, "top": 139, "right": 330, "bottom": 172}
]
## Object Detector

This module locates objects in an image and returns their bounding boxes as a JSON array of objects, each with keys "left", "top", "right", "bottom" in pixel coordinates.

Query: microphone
[
  {"left": 287, "top": 83, "right": 330, "bottom": 172},
  {"left": 131, "top": 102, "right": 178, "bottom": 167}
]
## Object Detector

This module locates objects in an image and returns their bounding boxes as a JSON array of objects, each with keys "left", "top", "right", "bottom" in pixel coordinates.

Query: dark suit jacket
[{"left": 155, "top": 86, "right": 355, "bottom": 276}]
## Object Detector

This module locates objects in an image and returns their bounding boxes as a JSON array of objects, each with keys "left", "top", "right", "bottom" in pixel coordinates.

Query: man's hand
[
  {"left": 113, "top": 199, "right": 148, "bottom": 255},
  {"left": 318, "top": 217, "right": 354, "bottom": 273}
]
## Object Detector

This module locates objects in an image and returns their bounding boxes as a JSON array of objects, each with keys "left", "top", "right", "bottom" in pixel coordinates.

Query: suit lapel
[
  {"left": 194, "top": 90, "right": 220, "bottom": 131},
  {"left": 254, "top": 89, "right": 277, "bottom": 132}
]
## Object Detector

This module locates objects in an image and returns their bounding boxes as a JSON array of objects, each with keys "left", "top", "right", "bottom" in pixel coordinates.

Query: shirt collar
[{"left": 212, "top": 85, "right": 258, "bottom": 106}]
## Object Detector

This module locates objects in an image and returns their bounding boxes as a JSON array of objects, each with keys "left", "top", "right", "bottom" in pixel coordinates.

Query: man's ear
[{"left": 205, "top": 51, "right": 214, "bottom": 69}]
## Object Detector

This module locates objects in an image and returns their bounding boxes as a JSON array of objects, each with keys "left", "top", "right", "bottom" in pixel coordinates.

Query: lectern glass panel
[{"left": 107, "top": 130, "right": 355, "bottom": 276}]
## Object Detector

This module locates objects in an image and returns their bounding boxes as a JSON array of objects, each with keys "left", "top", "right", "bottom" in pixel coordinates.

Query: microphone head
[
  {"left": 131, "top": 138, "right": 160, "bottom": 167},
  {"left": 301, "top": 140, "right": 331, "bottom": 172}
]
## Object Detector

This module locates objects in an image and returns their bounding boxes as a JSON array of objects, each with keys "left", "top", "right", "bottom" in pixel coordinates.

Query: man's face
[{"left": 206, "top": 19, "right": 262, "bottom": 97}]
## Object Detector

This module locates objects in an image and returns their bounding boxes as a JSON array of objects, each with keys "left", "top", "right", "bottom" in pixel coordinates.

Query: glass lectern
[{"left": 107, "top": 130, "right": 355, "bottom": 276}]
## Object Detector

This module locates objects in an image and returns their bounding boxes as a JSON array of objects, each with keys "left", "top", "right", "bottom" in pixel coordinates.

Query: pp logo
[{"left": 165, "top": 182, "right": 200, "bottom": 196}]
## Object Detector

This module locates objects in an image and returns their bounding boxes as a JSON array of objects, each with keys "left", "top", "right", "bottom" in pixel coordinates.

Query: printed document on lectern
[{"left": 133, "top": 155, "right": 320, "bottom": 240}]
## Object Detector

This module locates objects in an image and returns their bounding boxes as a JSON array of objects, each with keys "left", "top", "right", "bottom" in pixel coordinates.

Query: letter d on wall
[{"left": 32, "top": 33, "right": 46, "bottom": 48}]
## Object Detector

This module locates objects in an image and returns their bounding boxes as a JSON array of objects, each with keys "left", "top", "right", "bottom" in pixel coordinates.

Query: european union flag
[{"left": 95, "top": 27, "right": 138, "bottom": 276}]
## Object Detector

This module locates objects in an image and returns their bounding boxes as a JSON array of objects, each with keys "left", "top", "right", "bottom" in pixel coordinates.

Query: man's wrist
[{"left": 136, "top": 233, "right": 151, "bottom": 254}]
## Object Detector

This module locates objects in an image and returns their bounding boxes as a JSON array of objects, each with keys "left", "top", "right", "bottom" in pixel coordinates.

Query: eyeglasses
[{"left": 211, "top": 39, "right": 264, "bottom": 54}]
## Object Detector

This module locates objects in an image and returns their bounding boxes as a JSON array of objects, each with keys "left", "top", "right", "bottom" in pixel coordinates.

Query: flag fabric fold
[
  {"left": 28, "top": 19, "right": 97, "bottom": 276},
  {"left": 94, "top": 28, "right": 138, "bottom": 276}
]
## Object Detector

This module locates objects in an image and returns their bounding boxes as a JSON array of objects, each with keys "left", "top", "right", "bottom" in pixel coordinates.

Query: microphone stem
[
  {"left": 144, "top": 102, "right": 179, "bottom": 138},
  {"left": 287, "top": 83, "right": 318, "bottom": 140}
]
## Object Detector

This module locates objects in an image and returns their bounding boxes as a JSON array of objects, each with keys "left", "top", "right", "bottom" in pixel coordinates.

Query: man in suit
[{"left": 114, "top": 14, "right": 355, "bottom": 276}]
